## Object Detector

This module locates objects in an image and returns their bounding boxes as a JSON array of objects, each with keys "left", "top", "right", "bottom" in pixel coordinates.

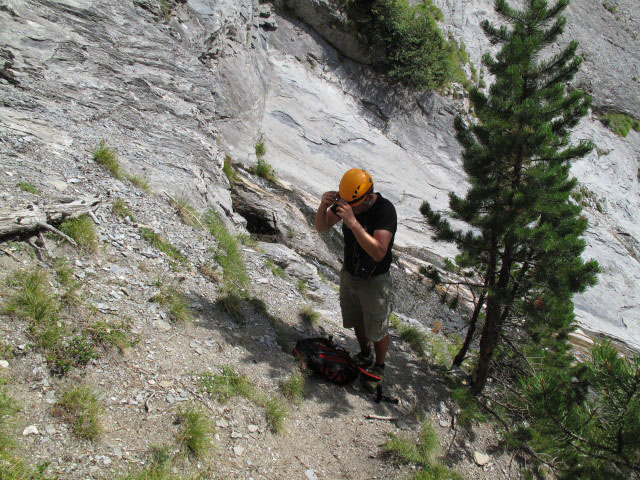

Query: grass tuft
[
  {"left": 390, "top": 314, "right": 427, "bottom": 358},
  {"left": 279, "top": 372, "right": 306, "bottom": 405},
  {"left": 3, "top": 269, "right": 59, "bottom": 324},
  {"left": 125, "top": 173, "right": 151, "bottom": 193},
  {"left": 261, "top": 395, "right": 287, "bottom": 434},
  {"left": 204, "top": 210, "right": 249, "bottom": 302},
  {"left": 384, "top": 419, "right": 463, "bottom": 480},
  {"left": 299, "top": 304, "right": 319, "bottom": 327},
  {"left": 93, "top": 141, "right": 122, "bottom": 179},
  {"left": 266, "top": 259, "right": 286, "bottom": 279},
  {"left": 149, "top": 286, "right": 192, "bottom": 324},
  {"left": 112, "top": 199, "right": 136, "bottom": 221},
  {"left": 255, "top": 140, "right": 266, "bottom": 157},
  {"left": 199, "top": 367, "right": 253, "bottom": 403},
  {"left": 223, "top": 154, "right": 238, "bottom": 184},
  {"left": 86, "top": 320, "right": 137, "bottom": 352},
  {"left": 176, "top": 405, "right": 214, "bottom": 458},
  {"left": 59, "top": 215, "right": 97, "bottom": 253},
  {"left": 16, "top": 181, "right": 39, "bottom": 195},
  {"left": 55, "top": 385, "right": 104, "bottom": 440},
  {"left": 169, "top": 197, "right": 201, "bottom": 229},
  {"left": 139, "top": 227, "right": 186, "bottom": 263},
  {"left": 3, "top": 269, "right": 98, "bottom": 374}
]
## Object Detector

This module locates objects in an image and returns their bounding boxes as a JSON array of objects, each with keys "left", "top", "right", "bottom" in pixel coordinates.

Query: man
[{"left": 315, "top": 168, "right": 397, "bottom": 392}]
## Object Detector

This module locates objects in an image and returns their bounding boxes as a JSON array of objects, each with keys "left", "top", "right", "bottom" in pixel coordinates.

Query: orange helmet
[{"left": 339, "top": 168, "right": 374, "bottom": 207}]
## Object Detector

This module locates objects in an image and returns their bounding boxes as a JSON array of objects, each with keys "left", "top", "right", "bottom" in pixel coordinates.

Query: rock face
[{"left": 0, "top": 0, "right": 639, "bottom": 348}]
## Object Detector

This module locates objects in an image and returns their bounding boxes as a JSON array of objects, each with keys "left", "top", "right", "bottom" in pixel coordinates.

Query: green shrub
[
  {"left": 342, "top": 0, "right": 453, "bottom": 90},
  {"left": 16, "top": 181, "right": 39, "bottom": 195},
  {"left": 93, "top": 141, "right": 122, "bottom": 179},
  {"left": 296, "top": 279, "right": 307, "bottom": 295},
  {"left": 59, "top": 215, "right": 97, "bottom": 252},
  {"left": 601, "top": 113, "right": 640, "bottom": 137},
  {"left": 139, "top": 227, "right": 186, "bottom": 263},
  {"left": 55, "top": 385, "right": 105, "bottom": 440},
  {"left": 176, "top": 405, "right": 213, "bottom": 458},
  {"left": 160, "top": 0, "right": 171, "bottom": 21},
  {"left": 450, "top": 387, "right": 486, "bottom": 428},
  {"left": 112, "top": 199, "right": 136, "bottom": 221},
  {"left": 255, "top": 140, "right": 266, "bottom": 157},
  {"left": 250, "top": 158, "right": 276, "bottom": 183}
]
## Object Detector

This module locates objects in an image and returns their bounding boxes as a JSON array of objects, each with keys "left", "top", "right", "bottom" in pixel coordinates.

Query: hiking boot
[
  {"left": 362, "top": 364, "right": 384, "bottom": 394},
  {"left": 354, "top": 350, "right": 375, "bottom": 369}
]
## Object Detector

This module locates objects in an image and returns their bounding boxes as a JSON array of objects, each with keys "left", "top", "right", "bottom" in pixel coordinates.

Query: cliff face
[{"left": 1, "top": 0, "right": 639, "bottom": 348}]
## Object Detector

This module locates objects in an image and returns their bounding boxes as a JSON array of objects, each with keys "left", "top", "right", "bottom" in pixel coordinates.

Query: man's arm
[
  {"left": 334, "top": 200, "right": 392, "bottom": 262},
  {"left": 350, "top": 225, "right": 393, "bottom": 262},
  {"left": 315, "top": 191, "right": 341, "bottom": 233}
]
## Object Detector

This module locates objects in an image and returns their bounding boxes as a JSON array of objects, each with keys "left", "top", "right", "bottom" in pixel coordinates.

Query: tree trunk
[
  {"left": 452, "top": 292, "right": 486, "bottom": 368},
  {"left": 0, "top": 196, "right": 100, "bottom": 237}
]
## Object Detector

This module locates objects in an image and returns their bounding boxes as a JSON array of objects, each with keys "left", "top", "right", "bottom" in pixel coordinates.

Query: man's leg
[
  {"left": 354, "top": 323, "right": 372, "bottom": 354},
  {"left": 373, "top": 333, "right": 390, "bottom": 366}
]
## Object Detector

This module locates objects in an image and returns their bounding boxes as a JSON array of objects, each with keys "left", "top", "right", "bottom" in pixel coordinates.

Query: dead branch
[
  {"left": 36, "top": 221, "right": 78, "bottom": 247},
  {"left": 0, "top": 247, "right": 20, "bottom": 262},
  {"left": 0, "top": 196, "right": 100, "bottom": 238},
  {"left": 365, "top": 414, "right": 398, "bottom": 421}
]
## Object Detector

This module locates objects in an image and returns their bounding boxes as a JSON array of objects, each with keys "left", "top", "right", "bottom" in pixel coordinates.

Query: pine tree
[{"left": 420, "top": 0, "right": 599, "bottom": 394}]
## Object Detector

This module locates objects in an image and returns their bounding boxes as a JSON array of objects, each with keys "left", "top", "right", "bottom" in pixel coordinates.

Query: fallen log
[{"left": 0, "top": 196, "right": 101, "bottom": 238}]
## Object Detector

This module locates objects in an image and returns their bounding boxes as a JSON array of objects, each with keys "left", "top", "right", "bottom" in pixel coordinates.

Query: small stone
[
  {"left": 44, "top": 424, "right": 56, "bottom": 435},
  {"left": 216, "top": 419, "right": 229, "bottom": 428},
  {"left": 166, "top": 394, "right": 175, "bottom": 404},
  {"left": 233, "top": 446, "right": 244, "bottom": 456},
  {"left": 75, "top": 270, "right": 86, "bottom": 279},
  {"left": 304, "top": 470, "right": 318, "bottom": 480},
  {"left": 23, "top": 425, "right": 39, "bottom": 436},
  {"left": 230, "top": 431, "right": 243, "bottom": 438},
  {"left": 395, "top": 420, "right": 409, "bottom": 430},
  {"left": 113, "top": 447, "right": 123, "bottom": 457},
  {"left": 473, "top": 451, "right": 490, "bottom": 466},
  {"left": 247, "top": 424, "right": 259, "bottom": 433},
  {"left": 439, "top": 401, "right": 448, "bottom": 414},
  {"left": 439, "top": 418, "right": 449, "bottom": 428},
  {"left": 0, "top": 360, "right": 8, "bottom": 369},
  {"left": 103, "top": 456, "right": 112, "bottom": 466},
  {"left": 153, "top": 320, "right": 172, "bottom": 332},
  {"left": 195, "top": 347, "right": 204, "bottom": 355},
  {"left": 148, "top": 379, "right": 156, "bottom": 385},
  {"left": 189, "top": 340, "right": 199, "bottom": 348},
  {"left": 159, "top": 380, "right": 172, "bottom": 388}
]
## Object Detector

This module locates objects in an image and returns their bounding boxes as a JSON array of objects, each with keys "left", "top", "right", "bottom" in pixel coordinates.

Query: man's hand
[
  {"left": 334, "top": 199, "right": 357, "bottom": 229},
  {"left": 321, "top": 190, "right": 339, "bottom": 208}
]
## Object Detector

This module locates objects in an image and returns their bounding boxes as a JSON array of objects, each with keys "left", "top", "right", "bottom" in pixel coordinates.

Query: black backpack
[{"left": 293, "top": 337, "right": 360, "bottom": 385}]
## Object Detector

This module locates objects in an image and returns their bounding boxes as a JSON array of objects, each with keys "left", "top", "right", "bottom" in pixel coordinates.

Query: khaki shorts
[{"left": 339, "top": 269, "right": 392, "bottom": 342}]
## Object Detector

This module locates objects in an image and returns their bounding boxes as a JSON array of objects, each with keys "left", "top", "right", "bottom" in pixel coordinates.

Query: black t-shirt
[{"left": 337, "top": 193, "right": 397, "bottom": 277}]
